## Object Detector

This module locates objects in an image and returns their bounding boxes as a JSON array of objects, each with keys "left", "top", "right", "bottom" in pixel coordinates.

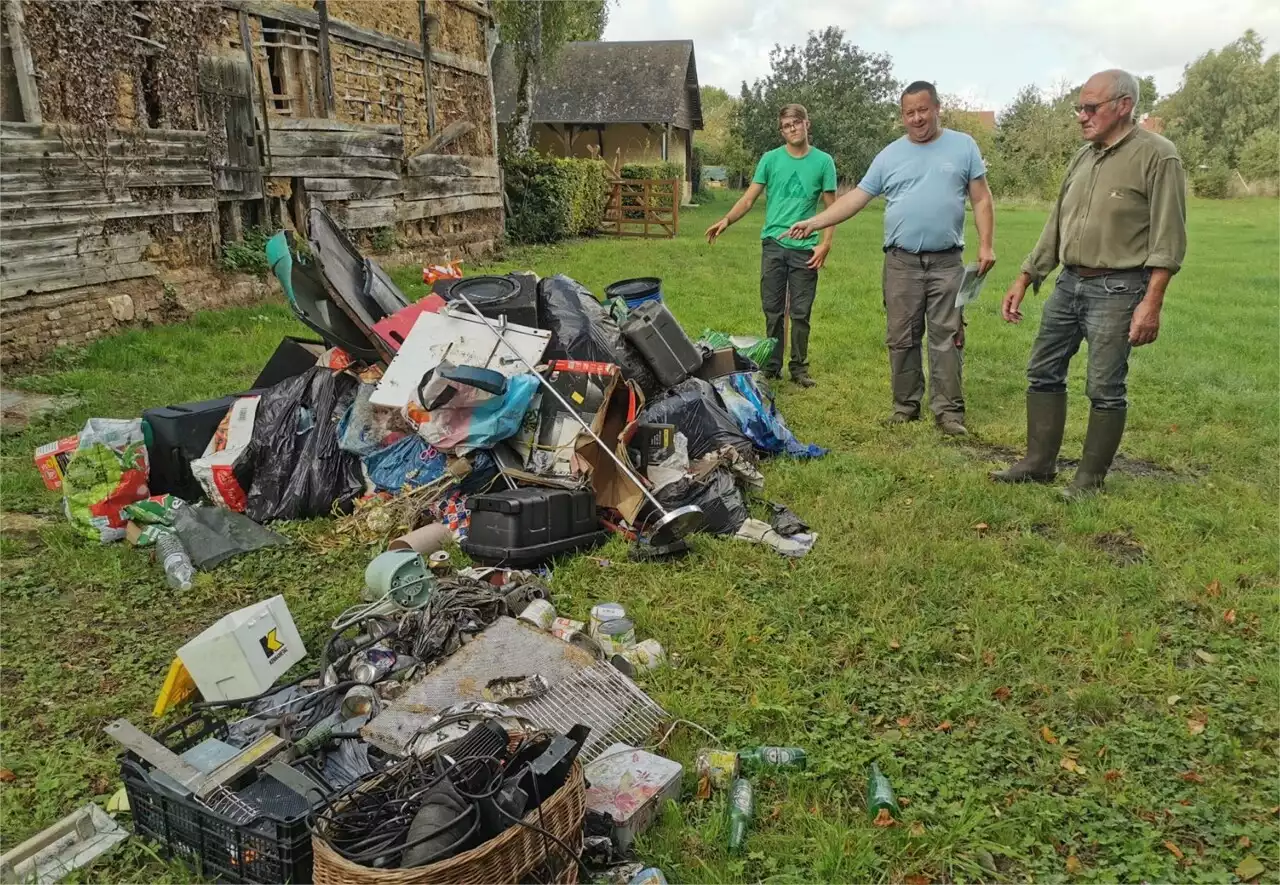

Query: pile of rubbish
[
  {"left": 34, "top": 206, "right": 825, "bottom": 588},
  {"left": 14, "top": 208, "right": 836, "bottom": 883}
]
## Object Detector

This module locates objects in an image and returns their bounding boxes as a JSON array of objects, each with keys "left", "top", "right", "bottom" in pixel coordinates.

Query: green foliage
[
  {"left": 218, "top": 226, "right": 271, "bottom": 275},
  {"left": 556, "top": 157, "right": 611, "bottom": 235},
  {"left": 992, "top": 84, "right": 1081, "bottom": 200},
  {"left": 620, "top": 161, "right": 683, "bottom": 180},
  {"left": 502, "top": 151, "right": 610, "bottom": 243},
  {"left": 1159, "top": 30, "right": 1279, "bottom": 170},
  {"left": 1238, "top": 127, "right": 1280, "bottom": 181},
  {"left": 370, "top": 226, "right": 398, "bottom": 253},
  {"left": 698, "top": 86, "right": 755, "bottom": 184},
  {"left": 737, "top": 26, "right": 899, "bottom": 183},
  {"left": 1191, "top": 160, "right": 1232, "bottom": 198}
]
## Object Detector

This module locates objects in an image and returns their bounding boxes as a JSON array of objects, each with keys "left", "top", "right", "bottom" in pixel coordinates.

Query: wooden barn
[{"left": 0, "top": 0, "right": 501, "bottom": 364}]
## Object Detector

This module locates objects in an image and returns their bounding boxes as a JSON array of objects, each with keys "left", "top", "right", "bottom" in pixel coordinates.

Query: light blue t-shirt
[{"left": 857, "top": 129, "right": 987, "bottom": 253}]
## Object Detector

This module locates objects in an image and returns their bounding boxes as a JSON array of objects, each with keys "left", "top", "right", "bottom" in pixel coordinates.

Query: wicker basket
[{"left": 312, "top": 760, "right": 585, "bottom": 885}]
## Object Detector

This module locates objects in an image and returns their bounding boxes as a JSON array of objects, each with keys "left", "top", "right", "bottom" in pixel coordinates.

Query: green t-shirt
[{"left": 752, "top": 145, "right": 838, "bottom": 249}]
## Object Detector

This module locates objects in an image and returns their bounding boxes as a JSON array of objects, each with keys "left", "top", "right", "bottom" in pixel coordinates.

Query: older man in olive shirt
[{"left": 994, "top": 68, "right": 1187, "bottom": 499}]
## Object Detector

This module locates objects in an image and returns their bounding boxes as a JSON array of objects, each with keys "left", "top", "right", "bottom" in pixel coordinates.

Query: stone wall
[{"left": 1, "top": 269, "right": 274, "bottom": 366}]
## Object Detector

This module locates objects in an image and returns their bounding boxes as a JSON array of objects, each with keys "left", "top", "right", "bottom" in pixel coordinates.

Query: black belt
[{"left": 885, "top": 245, "right": 963, "bottom": 256}]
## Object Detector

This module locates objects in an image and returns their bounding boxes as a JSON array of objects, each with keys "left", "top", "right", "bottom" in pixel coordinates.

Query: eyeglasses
[
  {"left": 779, "top": 120, "right": 805, "bottom": 132},
  {"left": 1073, "top": 97, "right": 1121, "bottom": 116}
]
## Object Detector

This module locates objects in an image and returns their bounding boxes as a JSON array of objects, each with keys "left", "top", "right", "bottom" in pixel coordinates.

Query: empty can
[
  {"left": 595, "top": 618, "right": 636, "bottom": 655},
  {"left": 696, "top": 748, "right": 740, "bottom": 789},
  {"left": 590, "top": 602, "right": 627, "bottom": 636},
  {"left": 551, "top": 617, "right": 586, "bottom": 641},
  {"left": 518, "top": 598, "right": 556, "bottom": 630}
]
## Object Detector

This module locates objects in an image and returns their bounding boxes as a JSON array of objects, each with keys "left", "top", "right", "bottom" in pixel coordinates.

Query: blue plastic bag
[
  {"left": 713, "top": 372, "right": 827, "bottom": 459},
  {"left": 416, "top": 373, "right": 540, "bottom": 454},
  {"left": 363, "top": 435, "right": 448, "bottom": 492}
]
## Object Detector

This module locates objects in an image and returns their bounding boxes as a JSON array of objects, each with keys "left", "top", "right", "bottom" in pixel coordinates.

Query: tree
[
  {"left": 495, "top": 0, "right": 609, "bottom": 154},
  {"left": 698, "top": 86, "right": 753, "bottom": 184},
  {"left": 1238, "top": 127, "right": 1280, "bottom": 182},
  {"left": 1157, "top": 29, "right": 1279, "bottom": 169},
  {"left": 736, "top": 26, "right": 898, "bottom": 183},
  {"left": 1137, "top": 75, "right": 1159, "bottom": 119},
  {"left": 993, "top": 83, "right": 1081, "bottom": 199}
]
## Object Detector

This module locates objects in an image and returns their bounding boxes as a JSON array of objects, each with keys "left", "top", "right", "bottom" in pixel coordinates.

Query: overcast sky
[{"left": 602, "top": 0, "right": 1280, "bottom": 112}]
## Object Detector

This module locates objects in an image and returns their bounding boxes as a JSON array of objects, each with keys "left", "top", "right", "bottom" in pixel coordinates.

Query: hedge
[{"left": 502, "top": 151, "right": 611, "bottom": 244}]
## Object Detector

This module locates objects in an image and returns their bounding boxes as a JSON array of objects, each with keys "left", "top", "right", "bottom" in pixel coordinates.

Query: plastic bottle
[
  {"left": 866, "top": 762, "right": 900, "bottom": 819},
  {"left": 156, "top": 531, "right": 195, "bottom": 590},
  {"left": 739, "top": 746, "right": 807, "bottom": 772},
  {"left": 727, "top": 777, "right": 754, "bottom": 853}
]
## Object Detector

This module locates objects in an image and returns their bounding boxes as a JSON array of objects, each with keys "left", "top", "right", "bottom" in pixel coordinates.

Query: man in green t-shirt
[{"left": 705, "top": 104, "right": 837, "bottom": 387}]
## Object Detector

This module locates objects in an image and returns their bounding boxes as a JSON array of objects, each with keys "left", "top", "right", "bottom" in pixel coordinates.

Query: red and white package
[{"left": 190, "top": 396, "right": 260, "bottom": 511}]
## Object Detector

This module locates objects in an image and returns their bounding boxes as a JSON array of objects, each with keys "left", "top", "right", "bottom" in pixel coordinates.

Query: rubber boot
[
  {"left": 990, "top": 392, "right": 1067, "bottom": 483},
  {"left": 1061, "top": 407, "right": 1127, "bottom": 500}
]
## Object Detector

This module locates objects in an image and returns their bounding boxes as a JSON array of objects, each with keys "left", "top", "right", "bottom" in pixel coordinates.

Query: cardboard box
[
  {"left": 33, "top": 435, "right": 79, "bottom": 491},
  {"left": 513, "top": 361, "right": 619, "bottom": 478}
]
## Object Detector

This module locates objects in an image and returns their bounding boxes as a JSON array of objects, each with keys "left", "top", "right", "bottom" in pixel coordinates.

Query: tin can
[
  {"left": 696, "top": 748, "right": 740, "bottom": 789},
  {"left": 341, "top": 684, "right": 380, "bottom": 719},
  {"left": 518, "top": 598, "right": 556, "bottom": 630},
  {"left": 594, "top": 618, "right": 636, "bottom": 655},
  {"left": 427, "top": 549, "right": 451, "bottom": 572},
  {"left": 589, "top": 602, "right": 627, "bottom": 636},
  {"left": 551, "top": 617, "right": 585, "bottom": 642},
  {"left": 350, "top": 645, "right": 396, "bottom": 684},
  {"left": 621, "top": 638, "right": 666, "bottom": 671}
]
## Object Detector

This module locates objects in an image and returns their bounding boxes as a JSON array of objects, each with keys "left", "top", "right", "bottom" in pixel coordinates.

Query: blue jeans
[{"left": 1026, "top": 268, "right": 1149, "bottom": 411}]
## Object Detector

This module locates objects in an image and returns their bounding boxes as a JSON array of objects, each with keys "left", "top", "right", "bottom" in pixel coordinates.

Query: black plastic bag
[
  {"left": 656, "top": 468, "right": 746, "bottom": 535},
  {"left": 172, "top": 504, "right": 289, "bottom": 570},
  {"left": 234, "top": 366, "right": 364, "bottom": 522},
  {"left": 768, "top": 502, "right": 810, "bottom": 536},
  {"left": 638, "top": 377, "right": 753, "bottom": 459},
  {"left": 538, "top": 275, "right": 659, "bottom": 397}
]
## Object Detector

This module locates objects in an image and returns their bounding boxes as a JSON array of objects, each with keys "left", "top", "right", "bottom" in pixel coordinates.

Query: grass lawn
[{"left": 1, "top": 190, "right": 1277, "bottom": 883}]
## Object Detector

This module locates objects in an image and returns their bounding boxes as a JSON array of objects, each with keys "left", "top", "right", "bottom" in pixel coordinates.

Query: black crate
[{"left": 119, "top": 712, "right": 314, "bottom": 884}]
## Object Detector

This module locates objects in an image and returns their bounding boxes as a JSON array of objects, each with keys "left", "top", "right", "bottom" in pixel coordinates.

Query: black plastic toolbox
[{"left": 462, "top": 487, "right": 605, "bottom": 566}]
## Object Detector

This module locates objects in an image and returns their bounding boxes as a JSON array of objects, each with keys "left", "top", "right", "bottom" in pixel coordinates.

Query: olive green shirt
[{"left": 1021, "top": 126, "right": 1187, "bottom": 287}]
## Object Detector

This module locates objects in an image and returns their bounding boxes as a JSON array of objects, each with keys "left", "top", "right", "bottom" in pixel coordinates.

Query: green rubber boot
[
  {"left": 991, "top": 392, "right": 1068, "bottom": 484},
  {"left": 1062, "top": 407, "right": 1127, "bottom": 501}
]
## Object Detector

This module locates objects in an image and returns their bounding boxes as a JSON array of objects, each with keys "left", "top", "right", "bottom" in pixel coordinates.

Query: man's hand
[
  {"left": 785, "top": 219, "right": 817, "bottom": 241},
  {"left": 1002, "top": 280, "right": 1027, "bottom": 324},
  {"left": 1129, "top": 299, "right": 1161, "bottom": 346},
  {"left": 977, "top": 246, "right": 997, "bottom": 276},
  {"left": 705, "top": 218, "right": 729, "bottom": 244},
  {"left": 806, "top": 243, "right": 830, "bottom": 270}
]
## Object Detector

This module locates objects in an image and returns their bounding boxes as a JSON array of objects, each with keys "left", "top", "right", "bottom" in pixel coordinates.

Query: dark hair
[{"left": 901, "top": 81, "right": 939, "bottom": 105}]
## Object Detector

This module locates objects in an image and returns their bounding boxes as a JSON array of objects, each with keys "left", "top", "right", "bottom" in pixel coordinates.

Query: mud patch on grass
[
  {"left": 1093, "top": 530, "right": 1147, "bottom": 567},
  {"left": 959, "top": 442, "right": 1202, "bottom": 480}
]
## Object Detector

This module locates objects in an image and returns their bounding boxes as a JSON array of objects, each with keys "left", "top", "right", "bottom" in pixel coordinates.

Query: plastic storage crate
[{"left": 119, "top": 712, "right": 314, "bottom": 884}]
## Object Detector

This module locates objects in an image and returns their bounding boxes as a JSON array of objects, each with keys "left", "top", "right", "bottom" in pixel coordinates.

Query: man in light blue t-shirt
[{"left": 788, "top": 81, "right": 995, "bottom": 435}]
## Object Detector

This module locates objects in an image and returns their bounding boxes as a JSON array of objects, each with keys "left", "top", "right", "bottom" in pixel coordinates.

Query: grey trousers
[
  {"left": 760, "top": 238, "right": 818, "bottom": 374},
  {"left": 1027, "top": 268, "right": 1149, "bottom": 411},
  {"left": 882, "top": 246, "right": 965, "bottom": 421}
]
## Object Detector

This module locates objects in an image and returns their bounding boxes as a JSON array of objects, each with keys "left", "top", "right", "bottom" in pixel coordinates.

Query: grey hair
[{"left": 1099, "top": 68, "right": 1140, "bottom": 120}]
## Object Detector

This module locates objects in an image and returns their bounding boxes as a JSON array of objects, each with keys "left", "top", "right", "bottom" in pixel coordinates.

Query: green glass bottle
[
  {"left": 727, "top": 778, "right": 754, "bottom": 853},
  {"left": 866, "top": 762, "right": 899, "bottom": 819},
  {"left": 739, "top": 746, "right": 808, "bottom": 772}
]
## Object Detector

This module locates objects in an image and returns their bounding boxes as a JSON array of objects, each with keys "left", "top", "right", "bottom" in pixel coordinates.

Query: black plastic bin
[
  {"left": 462, "top": 487, "right": 605, "bottom": 566},
  {"left": 119, "top": 712, "right": 314, "bottom": 884}
]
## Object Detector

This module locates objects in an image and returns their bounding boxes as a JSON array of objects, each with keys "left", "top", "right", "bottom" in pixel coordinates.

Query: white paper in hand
[{"left": 955, "top": 262, "right": 988, "bottom": 308}]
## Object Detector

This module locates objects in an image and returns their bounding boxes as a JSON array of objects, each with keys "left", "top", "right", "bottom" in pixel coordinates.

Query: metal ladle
[{"left": 448, "top": 291, "right": 704, "bottom": 546}]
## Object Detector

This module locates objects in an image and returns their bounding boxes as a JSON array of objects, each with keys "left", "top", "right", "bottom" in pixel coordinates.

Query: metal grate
[{"left": 512, "top": 661, "right": 668, "bottom": 763}]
